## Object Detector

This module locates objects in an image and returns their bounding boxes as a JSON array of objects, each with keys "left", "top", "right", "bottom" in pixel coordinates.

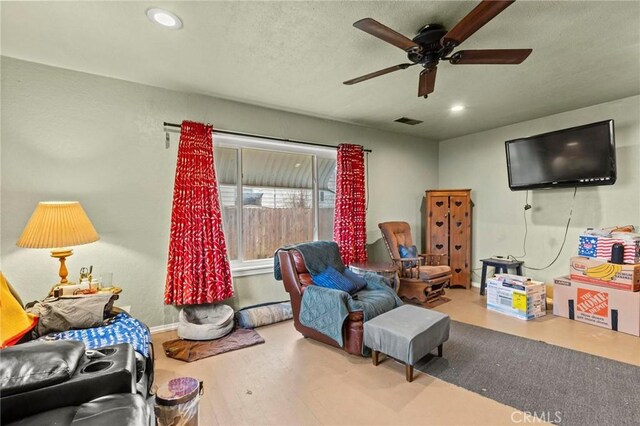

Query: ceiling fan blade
[
  {"left": 441, "top": 0, "right": 515, "bottom": 48},
  {"left": 418, "top": 66, "right": 437, "bottom": 98},
  {"left": 353, "top": 18, "right": 419, "bottom": 51},
  {"left": 343, "top": 63, "right": 414, "bottom": 85},
  {"left": 450, "top": 49, "right": 532, "bottom": 64}
]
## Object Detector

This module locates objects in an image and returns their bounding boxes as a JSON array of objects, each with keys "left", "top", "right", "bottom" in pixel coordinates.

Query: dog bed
[{"left": 177, "top": 304, "right": 234, "bottom": 341}]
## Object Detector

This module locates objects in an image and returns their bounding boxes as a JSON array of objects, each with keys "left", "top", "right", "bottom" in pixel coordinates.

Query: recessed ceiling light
[
  {"left": 450, "top": 105, "right": 465, "bottom": 112},
  {"left": 146, "top": 8, "right": 183, "bottom": 29}
]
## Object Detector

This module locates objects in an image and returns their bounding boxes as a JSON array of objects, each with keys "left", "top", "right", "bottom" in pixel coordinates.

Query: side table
[
  {"left": 50, "top": 285, "right": 122, "bottom": 298},
  {"left": 349, "top": 262, "right": 400, "bottom": 292},
  {"left": 479, "top": 258, "right": 524, "bottom": 295},
  {"left": 98, "top": 286, "right": 122, "bottom": 295}
]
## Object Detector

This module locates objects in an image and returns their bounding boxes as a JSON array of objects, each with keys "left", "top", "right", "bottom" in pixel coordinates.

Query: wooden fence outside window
[{"left": 223, "top": 206, "right": 334, "bottom": 260}]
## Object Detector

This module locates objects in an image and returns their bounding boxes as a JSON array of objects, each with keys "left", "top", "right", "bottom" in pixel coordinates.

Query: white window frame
[{"left": 214, "top": 133, "right": 337, "bottom": 276}]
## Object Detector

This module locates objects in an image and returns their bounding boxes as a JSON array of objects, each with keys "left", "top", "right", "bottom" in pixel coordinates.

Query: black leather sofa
[{"left": 0, "top": 340, "right": 153, "bottom": 425}]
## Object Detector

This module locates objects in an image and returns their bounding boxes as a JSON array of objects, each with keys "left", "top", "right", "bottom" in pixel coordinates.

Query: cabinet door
[
  {"left": 428, "top": 196, "right": 449, "bottom": 264},
  {"left": 449, "top": 195, "right": 470, "bottom": 287}
]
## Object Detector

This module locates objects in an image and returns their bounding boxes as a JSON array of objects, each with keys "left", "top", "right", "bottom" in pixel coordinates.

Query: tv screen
[{"left": 505, "top": 120, "right": 616, "bottom": 190}]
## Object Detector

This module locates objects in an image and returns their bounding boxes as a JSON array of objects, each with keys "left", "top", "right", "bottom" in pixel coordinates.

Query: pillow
[
  {"left": 1, "top": 273, "right": 38, "bottom": 348},
  {"left": 236, "top": 302, "right": 293, "bottom": 329},
  {"left": 312, "top": 266, "right": 359, "bottom": 294},
  {"left": 398, "top": 244, "right": 418, "bottom": 268},
  {"left": 342, "top": 269, "right": 368, "bottom": 293}
]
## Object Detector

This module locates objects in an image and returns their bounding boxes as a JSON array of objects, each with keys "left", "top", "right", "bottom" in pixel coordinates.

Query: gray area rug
[{"left": 415, "top": 321, "right": 640, "bottom": 426}]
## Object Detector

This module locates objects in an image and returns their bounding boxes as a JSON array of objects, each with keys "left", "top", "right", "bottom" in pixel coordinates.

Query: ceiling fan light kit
[{"left": 344, "top": 0, "right": 532, "bottom": 99}]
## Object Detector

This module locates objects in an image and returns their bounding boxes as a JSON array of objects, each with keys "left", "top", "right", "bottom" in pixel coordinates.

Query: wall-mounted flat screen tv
[{"left": 505, "top": 120, "right": 616, "bottom": 191}]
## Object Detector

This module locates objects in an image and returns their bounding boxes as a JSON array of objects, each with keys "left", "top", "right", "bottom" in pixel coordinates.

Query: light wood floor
[{"left": 152, "top": 288, "right": 640, "bottom": 425}]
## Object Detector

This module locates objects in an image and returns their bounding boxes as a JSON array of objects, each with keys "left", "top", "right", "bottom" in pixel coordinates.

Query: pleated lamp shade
[{"left": 17, "top": 202, "right": 99, "bottom": 249}]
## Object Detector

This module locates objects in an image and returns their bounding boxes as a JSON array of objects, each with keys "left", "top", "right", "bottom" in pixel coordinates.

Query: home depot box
[
  {"left": 486, "top": 275, "right": 546, "bottom": 320},
  {"left": 553, "top": 276, "right": 640, "bottom": 336},
  {"left": 570, "top": 256, "right": 640, "bottom": 292},
  {"left": 578, "top": 233, "right": 640, "bottom": 264}
]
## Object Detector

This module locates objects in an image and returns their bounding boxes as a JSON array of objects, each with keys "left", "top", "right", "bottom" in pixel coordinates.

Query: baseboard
[
  {"left": 149, "top": 322, "right": 179, "bottom": 334},
  {"left": 149, "top": 285, "right": 482, "bottom": 333}
]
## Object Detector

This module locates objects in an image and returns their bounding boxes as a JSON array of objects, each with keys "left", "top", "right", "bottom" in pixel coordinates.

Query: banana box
[
  {"left": 553, "top": 276, "right": 640, "bottom": 336},
  {"left": 570, "top": 256, "right": 640, "bottom": 292}
]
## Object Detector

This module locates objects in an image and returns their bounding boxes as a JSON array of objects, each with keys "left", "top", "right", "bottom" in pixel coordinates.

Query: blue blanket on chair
[
  {"left": 299, "top": 273, "right": 402, "bottom": 353},
  {"left": 39, "top": 313, "right": 151, "bottom": 357}
]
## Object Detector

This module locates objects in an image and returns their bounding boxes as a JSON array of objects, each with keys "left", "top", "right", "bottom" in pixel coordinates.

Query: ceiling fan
[{"left": 343, "top": 0, "right": 532, "bottom": 98}]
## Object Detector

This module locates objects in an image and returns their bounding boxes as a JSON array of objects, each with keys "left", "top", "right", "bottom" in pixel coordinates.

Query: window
[{"left": 213, "top": 133, "right": 336, "bottom": 275}]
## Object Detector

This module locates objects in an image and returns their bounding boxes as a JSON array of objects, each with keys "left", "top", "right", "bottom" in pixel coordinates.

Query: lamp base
[{"left": 50, "top": 248, "right": 73, "bottom": 284}]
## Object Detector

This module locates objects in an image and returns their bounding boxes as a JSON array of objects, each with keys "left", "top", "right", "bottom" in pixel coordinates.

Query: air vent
[{"left": 394, "top": 117, "right": 423, "bottom": 125}]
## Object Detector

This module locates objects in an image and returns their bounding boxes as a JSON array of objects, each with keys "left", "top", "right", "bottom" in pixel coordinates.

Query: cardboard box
[
  {"left": 570, "top": 256, "right": 640, "bottom": 292},
  {"left": 553, "top": 276, "right": 640, "bottom": 336},
  {"left": 553, "top": 276, "right": 572, "bottom": 287},
  {"left": 578, "top": 234, "right": 640, "bottom": 264},
  {"left": 486, "top": 275, "right": 546, "bottom": 320}
]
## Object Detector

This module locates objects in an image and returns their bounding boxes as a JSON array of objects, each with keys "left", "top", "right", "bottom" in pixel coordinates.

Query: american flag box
[{"left": 578, "top": 234, "right": 640, "bottom": 264}]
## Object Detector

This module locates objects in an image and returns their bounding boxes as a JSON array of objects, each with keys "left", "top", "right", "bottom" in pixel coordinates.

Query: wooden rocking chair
[{"left": 378, "top": 221, "right": 451, "bottom": 304}]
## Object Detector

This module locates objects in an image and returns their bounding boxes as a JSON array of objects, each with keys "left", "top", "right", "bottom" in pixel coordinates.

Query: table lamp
[{"left": 17, "top": 201, "right": 99, "bottom": 285}]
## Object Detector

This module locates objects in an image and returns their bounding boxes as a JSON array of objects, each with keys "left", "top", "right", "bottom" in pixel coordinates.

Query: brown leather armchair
[
  {"left": 277, "top": 248, "right": 365, "bottom": 356},
  {"left": 378, "top": 221, "right": 451, "bottom": 304}
]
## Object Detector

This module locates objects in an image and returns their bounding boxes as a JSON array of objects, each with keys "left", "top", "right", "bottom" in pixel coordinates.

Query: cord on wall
[
  {"left": 510, "top": 186, "right": 578, "bottom": 271},
  {"left": 510, "top": 190, "right": 530, "bottom": 259},
  {"left": 524, "top": 190, "right": 532, "bottom": 211}
]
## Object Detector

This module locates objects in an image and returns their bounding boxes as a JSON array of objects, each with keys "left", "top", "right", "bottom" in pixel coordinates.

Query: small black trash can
[{"left": 155, "top": 377, "right": 203, "bottom": 426}]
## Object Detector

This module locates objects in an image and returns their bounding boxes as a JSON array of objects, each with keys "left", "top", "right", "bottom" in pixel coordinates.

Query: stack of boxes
[
  {"left": 486, "top": 274, "right": 546, "bottom": 320},
  {"left": 553, "top": 228, "right": 640, "bottom": 336}
]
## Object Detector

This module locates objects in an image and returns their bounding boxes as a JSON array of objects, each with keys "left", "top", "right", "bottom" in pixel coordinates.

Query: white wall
[
  {"left": 0, "top": 57, "right": 439, "bottom": 327},
  {"left": 439, "top": 96, "right": 640, "bottom": 284}
]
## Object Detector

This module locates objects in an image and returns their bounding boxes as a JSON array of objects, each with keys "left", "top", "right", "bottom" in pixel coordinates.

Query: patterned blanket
[{"left": 39, "top": 313, "right": 151, "bottom": 357}]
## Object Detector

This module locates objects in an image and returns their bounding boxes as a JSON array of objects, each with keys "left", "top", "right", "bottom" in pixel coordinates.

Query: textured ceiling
[{"left": 2, "top": 1, "right": 639, "bottom": 140}]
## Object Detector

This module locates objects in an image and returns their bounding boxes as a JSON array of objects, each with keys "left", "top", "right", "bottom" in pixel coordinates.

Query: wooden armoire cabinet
[{"left": 425, "top": 189, "right": 472, "bottom": 289}]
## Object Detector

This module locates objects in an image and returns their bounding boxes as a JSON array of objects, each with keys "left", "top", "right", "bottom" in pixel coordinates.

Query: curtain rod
[{"left": 163, "top": 122, "right": 372, "bottom": 153}]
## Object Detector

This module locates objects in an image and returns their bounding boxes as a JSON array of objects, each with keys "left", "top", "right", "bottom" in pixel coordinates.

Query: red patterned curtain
[
  {"left": 165, "top": 121, "right": 233, "bottom": 305},
  {"left": 334, "top": 143, "right": 367, "bottom": 265}
]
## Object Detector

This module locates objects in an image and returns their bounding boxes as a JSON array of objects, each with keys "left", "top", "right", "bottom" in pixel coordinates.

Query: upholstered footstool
[{"left": 363, "top": 304, "right": 450, "bottom": 382}]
